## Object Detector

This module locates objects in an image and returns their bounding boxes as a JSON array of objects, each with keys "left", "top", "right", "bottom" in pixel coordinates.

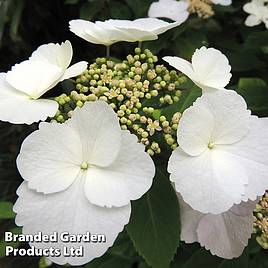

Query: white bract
[
  {"left": 69, "top": 18, "right": 183, "bottom": 45},
  {"left": 0, "top": 40, "right": 87, "bottom": 124},
  {"left": 168, "top": 90, "right": 268, "bottom": 214},
  {"left": 179, "top": 194, "right": 256, "bottom": 259},
  {"left": 163, "top": 46, "right": 232, "bottom": 91},
  {"left": 148, "top": 0, "right": 189, "bottom": 22},
  {"left": 210, "top": 0, "right": 232, "bottom": 5},
  {"left": 243, "top": 0, "right": 268, "bottom": 29},
  {"left": 14, "top": 101, "right": 155, "bottom": 265}
]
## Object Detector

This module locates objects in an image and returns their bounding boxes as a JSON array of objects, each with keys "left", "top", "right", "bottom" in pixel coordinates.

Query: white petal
[
  {"left": 84, "top": 131, "right": 155, "bottom": 207},
  {"left": 148, "top": 0, "right": 189, "bottom": 22},
  {"left": 70, "top": 20, "right": 124, "bottom": 46},
  {"left": 177, "top": 100, "right": 214, "bottom": 156},
  {"left": 17, "top": 121, "right": 82, "bottom": 194},
  {"left": 6, "top": 60, "right": 63, "bottom": 99},
  {"left": 168, "top": 147, "right": 248, "bottom": 214},
  {"left": 69, "top": 101, "right": 122, "bottom": 167},
  {"left": 132, "top": 18, "right": 184, "bottom": 35},
  {"left": 212, "top": 0, "right": 232, "bottom": 6},
  {"left": 197, "top": 202, "right": 254, "bottom": 259},
  {"left": 0, "top": 73, "right": 58, "bottom": 124},
  {"left": 60, "top": 61, "right": 88, "bottom": 81},
  {"left": 30, "top": 40, "right": 73, "bottom": 70},
  {"left": 218, "top": 117, "right": 268, "bottom": 201},
  {"left": 178, "top": 194, "right": 204, "bottom": 243},
  {"left": 14, "top": 179, "right": 131, "bottom": 266},
  {"left": 69, "top": 20, "right": 104, "bottom": 44},
  {"left": 196, "top": 90, "right": 251, "bottom": 145},
  {"left": 245, "top": 15, "right": 262, "bottom": 26},
  {"left": 191, "top": 47, "right": 232, "bottom": 89},
  {"left": 103, "top": 19, "right": 158, "bottom": 42},
  {"left": 163, "top": 56, "right": 196, "bottom": 81},
  {"left": 230, "top": 200, "right": 257, "bottom": 216}
]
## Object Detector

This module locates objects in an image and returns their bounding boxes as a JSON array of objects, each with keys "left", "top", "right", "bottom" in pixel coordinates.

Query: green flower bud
[
  {"left": 147, "top": 149, "right": 154, "bottom": 156},
  {"left": 76, "top": 100, "right": 84, "bottom": 107},
  {"left": 120, "top": 117, "right": 128, "bottom": 124},
  {"left": 160, "top": 116, "right": 166, "bottom": 122},
  {"left": 145, "top": 93, "right": 151, "bottom": 99},
  {"left": 135, "top": 47, "right": 141, "bottom": 54},
  {"left": 162, "top": 120, "right": 169, "bottom": 128},
  {"left": 167, "top": 137, "right": 175, "bottom": 145},
  {"left": 142, "top": 131, "right": 149, "bottom": 138}
]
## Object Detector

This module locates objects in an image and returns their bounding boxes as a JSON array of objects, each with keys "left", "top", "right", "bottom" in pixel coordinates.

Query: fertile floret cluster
[
  {"left": 54, "top": 48, "right": 187, "bottom": 155},
  {"left": 188, "top": 0, "right": 214, "bottom": 18},
  {"left": 254, "top": 191, "right": 268, "bottom": 249}
]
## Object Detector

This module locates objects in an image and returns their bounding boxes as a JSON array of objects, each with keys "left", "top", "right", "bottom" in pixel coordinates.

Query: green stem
[{"left": 138, "top": 41, "right": 142, "bottom": 49}]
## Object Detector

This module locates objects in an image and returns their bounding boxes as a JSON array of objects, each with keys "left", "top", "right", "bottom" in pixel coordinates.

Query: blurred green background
[{"left": 0, "top": 0, "right": 268, "bottom": 267}]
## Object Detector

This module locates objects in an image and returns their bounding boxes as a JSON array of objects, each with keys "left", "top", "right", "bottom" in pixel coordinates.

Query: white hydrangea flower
[
  {"left": 168, "top": 90, "right": 268, "bottom": 214},
  {"left": 148, "top": 0, "right": 189, "bottom": 22},
  {"left": 14, "top": 101, "right": 155, "bottom": 265},
  {"left": 69, "top": 18, "right": 183, "bottom": 46},
  {"left": 0, "top": 40, "right": 87, "bottom": 124},
  {"left": 178, "top": 194, "right": 256, "bottom": 259},
  {"left": 211, "top": 0, "right": 232, "bottom": 5},
  {"left": 163, "top": 46, "right": 232, "bottom": 91},
  {"left": 243, "top": 0, "right": 268, "bottom": 29}
]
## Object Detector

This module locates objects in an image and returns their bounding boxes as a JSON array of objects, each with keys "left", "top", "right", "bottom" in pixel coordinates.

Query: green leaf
[
  {"left": 127, "top": 167, "right": 181, "bottom": 268},
  {"left": 85, "top": 231, "right": 136, "bottom": 268},
  {"left": 65, "top": 0, "right": 80, "bottom": 4},
  {"left": 176, "top": 86, "right": 201, "bottom": 113},
  {"left": 244, "top": 31, "right": 268, "bottom": 50},
  {"left": 85, "top": 255, "right": 132, "bottom": 268},
  {"left": 237, "top": 77, "right": 268, "bottom": 116},
  {"left": 182, "top": 248, "right": 222, "bottom": 268},
  {"left": 109, "top": 0, "right": 131, "bottom": 19},
  {"left": 0, "top": 227, "right": 21, "bottom": 258},
  {"left": 0, "top": 201, "right": 15, "bottom": 219},
  {"left": 9, "top": 0, "right": 24, "bottom": 41},
  {"left": 80, "top": 2, "right": 102, "bottom": 21},
  {"left": 124, "top": 0, "right": 152, "bottom": 17},
  {"left": 226, "top": 50, "right": 265, "bottom": 72}
]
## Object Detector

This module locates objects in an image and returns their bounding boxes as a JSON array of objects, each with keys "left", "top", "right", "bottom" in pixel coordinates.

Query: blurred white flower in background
[
  {"left": 163, "top": 46, "right": 232, "bottom": 91},
  {"left": 148, "top": 0, "right": 232, "bottom": 20},
  {"left": 69, "top": 18, "right": 183, "bottom": 46},
  {"left": 148, "top": 0, "right": 189, "bottom": 22},
  {"left": 14, "top": 101, "right": 155, "bottom": 265},
  {"left": 243, "top": 0, "right": 268, "bottom": 29},
  {"left": 0, "top": 40, "right": 87, "bottom": 124},
  {"left": 179, "top": 194, "right": 256, "bottom": 259},
  {"left": 168, "top": 90, "right": 268, "bottom": 214}
]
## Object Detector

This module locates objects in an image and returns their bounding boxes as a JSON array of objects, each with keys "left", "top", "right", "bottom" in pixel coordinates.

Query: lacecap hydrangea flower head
[
  {"left": 3, "top": 12, "right": 268, "bottom": 266},
  {"left": 14, "top": 101, "right": 155, "bottom": 265}
]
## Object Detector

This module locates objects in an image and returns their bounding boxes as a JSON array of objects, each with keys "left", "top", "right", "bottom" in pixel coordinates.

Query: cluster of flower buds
[
  {"left": 254, "top": 191, "right": 268, "bottom": 249},
  {"left": 188, "top": 0, "right": 214, "bottom": 18},
  {"left": 53, "top": 48, "right": 188, "bottom": 155}
]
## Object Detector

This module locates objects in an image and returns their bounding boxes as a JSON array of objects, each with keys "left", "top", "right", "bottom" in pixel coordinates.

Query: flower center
[
  {"left": 208, "top": 142, "right": 215, "bottom": 149},
  {"left": 80, "top": 161, "right": 89, "bottom": 170}
]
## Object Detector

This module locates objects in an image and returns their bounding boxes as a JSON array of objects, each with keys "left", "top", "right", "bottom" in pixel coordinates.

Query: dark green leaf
[
  {"left": 176, "top": 86, "right": 201, "bottom": 113},
  {"left": 65, "top": 0, "right": 80, "bottom": 4},
  {"left": 182, "top": 248, "right": 222, "bottom": 268},
  {"left": 237, "top": 77, "right": 268, "bottom": 116},
  {"left": 80, "top": 2, "right": 102, "bottom": 21},
  {"left": 244, "top": 31, "right": 268, "bottom": 50},
  {"left": 127, "top": 167, "right": 181, "bottom": 268},
  {"left": 0, "top": 201, "right": 15, "bottom": 219},
  {"left": 9, "top": 0, "right": 24, "bottom": 41}
]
